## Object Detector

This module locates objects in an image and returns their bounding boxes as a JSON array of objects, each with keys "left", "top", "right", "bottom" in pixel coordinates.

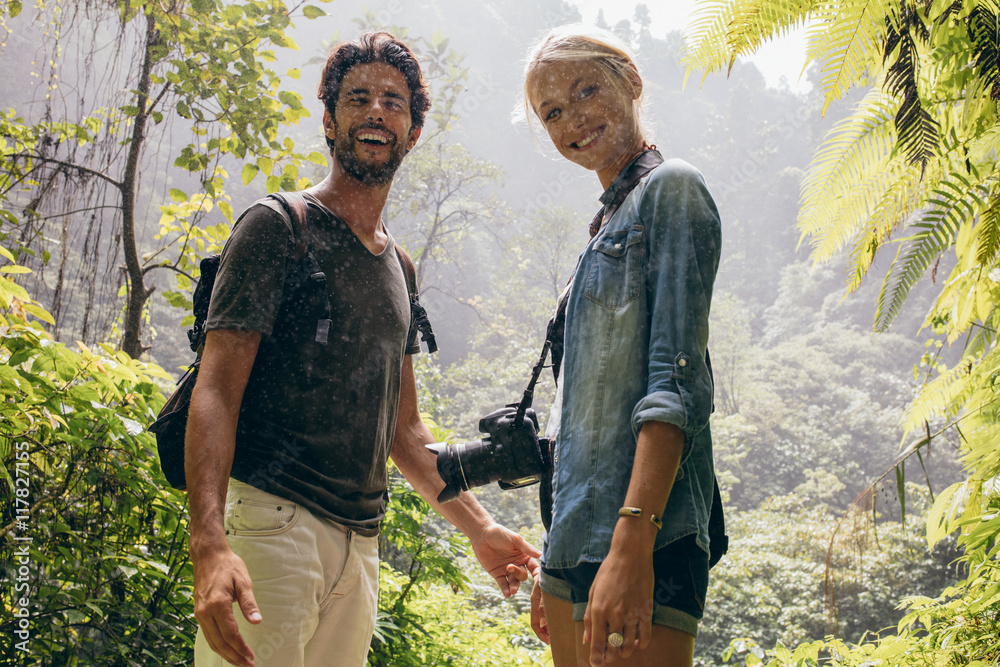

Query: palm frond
[{"left": 807, "top": 0, "right": 898, "bottom": 113}]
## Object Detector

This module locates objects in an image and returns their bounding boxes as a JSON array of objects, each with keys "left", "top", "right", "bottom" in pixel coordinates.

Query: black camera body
[{"left": 426, "top": 405, "right": 551, "bottom": 503}]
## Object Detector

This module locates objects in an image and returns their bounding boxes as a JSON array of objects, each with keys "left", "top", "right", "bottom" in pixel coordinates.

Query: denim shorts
[{"left": 539, "top": 534, "right": 708, "bottom": 637}]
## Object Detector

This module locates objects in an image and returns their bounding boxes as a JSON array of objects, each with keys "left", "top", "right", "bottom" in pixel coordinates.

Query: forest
[{"left": 1, "top": 0, "right": 998, "bottom": 665}]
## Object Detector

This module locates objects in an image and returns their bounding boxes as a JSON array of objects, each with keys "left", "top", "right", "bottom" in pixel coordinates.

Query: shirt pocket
[{"left": 584, "top": 225, "right": 645, "bottom": 311}]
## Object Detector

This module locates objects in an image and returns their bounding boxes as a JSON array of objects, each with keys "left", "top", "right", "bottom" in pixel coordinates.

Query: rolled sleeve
[{"left": 631, "top": 161, "right": 721, "bottom": 452}]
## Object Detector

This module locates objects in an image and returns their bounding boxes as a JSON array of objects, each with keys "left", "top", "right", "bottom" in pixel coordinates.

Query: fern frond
[
  {"left": 807, "top": 0, "right": 897, "bottom": 113},
  {"left": 874, "top": 171, "right": 993, "bottom": 330},
  {"left": 969, "top": 3, "right": 1000, "bottom": 101},
  {"left": 903, "top": 354, "right": 977, "bottom": 432},
  {"left": 726, "top": 0, "right": 818, "bottom": 61},
  {"left": 902, "top": 340, "right": 1000, "bottom": 438},
  {"left": 875, "top": 220, "right": 955, "bottom": 331},
  {"left": 965, "top": 313, "right": 996, "bottom": 359},
  {"left": 683, "top": 0, "right": 817, "bottom": 84},
  {"left": 683, "top": 0, "right": 743, "bottom": 83},
  {"left": 799, "top": 88, "right": 899, "bottom": 259},
  {"left": 844, "top": 154, "right": 949, "bottom": 291},
  {"left": 976, "top": 190, "right": 1000, "bottom": 266}
]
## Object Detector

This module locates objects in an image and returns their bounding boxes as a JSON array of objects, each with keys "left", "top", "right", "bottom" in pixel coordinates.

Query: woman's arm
[{"left": 583, "top": 420, "right": 684, "bottom": 661}]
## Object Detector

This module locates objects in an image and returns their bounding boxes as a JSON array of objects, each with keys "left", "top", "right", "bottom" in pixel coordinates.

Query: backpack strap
[
  {"left": 394, "top": 243, "right": 437, "bottom": 354},
  {"left": 266, "top": 192, "right": 332, "bottom": 344},
  {"left": 269, "top": 192, "right": 310, "bottom": 261}
]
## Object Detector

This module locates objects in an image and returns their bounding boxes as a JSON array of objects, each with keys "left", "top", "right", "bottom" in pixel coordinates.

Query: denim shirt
[{"left": 543, "top": 156, "right": 721, "bottom": 569}]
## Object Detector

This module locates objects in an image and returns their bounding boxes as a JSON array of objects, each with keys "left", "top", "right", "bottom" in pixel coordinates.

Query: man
[{"left": 186, "top": 32, "right": 539, "bottom": 667}]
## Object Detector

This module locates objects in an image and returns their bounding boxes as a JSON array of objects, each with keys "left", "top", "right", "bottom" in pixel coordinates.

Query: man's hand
[
  {"left": 530, "top": 571, "right": 550, "bottom": 644},
  {"left": 469, "top": 522, "right": 542, "bottom": 597},
  {"left": 193, "top": 545, "right": 262, "bottom": 667}
]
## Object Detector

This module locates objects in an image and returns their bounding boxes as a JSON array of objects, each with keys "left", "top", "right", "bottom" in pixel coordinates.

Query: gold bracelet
[{"left": 618, "top": 506, "right": 663, "bottom": 530}]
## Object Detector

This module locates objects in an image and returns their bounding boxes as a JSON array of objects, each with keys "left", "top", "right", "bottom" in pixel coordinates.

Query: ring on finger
[{"left": 608, "top": 632, "right": 625, "bottom": 648}]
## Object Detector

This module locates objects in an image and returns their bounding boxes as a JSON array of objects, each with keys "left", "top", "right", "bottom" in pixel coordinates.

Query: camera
[{"left": 426, "top": 405, "right": 551, "bottom": 503}]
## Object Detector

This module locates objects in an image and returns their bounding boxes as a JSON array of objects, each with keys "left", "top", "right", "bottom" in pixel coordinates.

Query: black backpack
[{"left": 148, "top": 191, "right": 436, "bottom": 490}]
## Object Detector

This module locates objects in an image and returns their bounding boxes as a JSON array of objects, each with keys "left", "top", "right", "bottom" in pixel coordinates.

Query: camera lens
[{"left": 426, "top": 437, "right": 501, "bottom": 503}]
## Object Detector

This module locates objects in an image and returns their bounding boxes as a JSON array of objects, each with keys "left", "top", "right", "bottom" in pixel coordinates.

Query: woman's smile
[
  {"left": 569, "top": 124, "right": 606, "bottom": 150},
  {"left": 528, "top": 58, "right": 644, "bottom": 188}
]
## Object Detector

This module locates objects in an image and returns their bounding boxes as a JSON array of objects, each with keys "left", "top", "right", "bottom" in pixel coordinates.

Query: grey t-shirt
[{"left": 206, "top": 194, "right": 420, "bottom": 534}]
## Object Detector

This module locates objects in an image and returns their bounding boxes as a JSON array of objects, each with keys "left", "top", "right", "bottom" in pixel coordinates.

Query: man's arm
[
  {"left": 186, "top": 329, "right": 263, "bottom": 667},
  {"left": 390, "top": 356, "right": 541, "bottom": 596}
]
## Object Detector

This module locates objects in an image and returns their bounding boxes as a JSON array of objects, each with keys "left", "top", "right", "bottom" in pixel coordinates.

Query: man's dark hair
[{"left": 317, "top": 31, "right": 431, "bottom": 131}]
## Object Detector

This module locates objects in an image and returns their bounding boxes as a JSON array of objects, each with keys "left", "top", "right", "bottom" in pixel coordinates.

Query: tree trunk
[{"left": 119, "top": 12, "right": 158, "bottom": 359}]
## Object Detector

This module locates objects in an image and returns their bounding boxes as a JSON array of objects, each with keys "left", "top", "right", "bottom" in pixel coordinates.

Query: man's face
[{"left": 324, "top": 62, "right": 420, "bottom": 186}]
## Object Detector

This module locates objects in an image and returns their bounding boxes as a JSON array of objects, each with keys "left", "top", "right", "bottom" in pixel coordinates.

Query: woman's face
[{"left": 528, "top": 58, "right": 642, "bottom": 183}]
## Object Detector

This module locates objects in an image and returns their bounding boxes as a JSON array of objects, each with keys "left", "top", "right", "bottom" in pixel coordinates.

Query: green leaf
[
  {"left": 21, "top": 303, "right": 55, "bottom": 325},
  {"left": 8, "top": 0, "right": 22, "bottom": 17},
  {"left": 278, "top": 91, "right": 303, "bottom": 110},
  {"left": 286, "top": 68, "right": 301, "bottom": 80},
  {"left": 121, "top": 105, "right": 141, "bottom": 117},
  {"left": 302, "top": 5, "right": 326, "bottom": 19},
  {"left": 191, "top": 0, "right": 214, "bottom": 13},
  {"left": 0, "top": 265, "right": 31, "bottom": 274},
  {"left": 241, "top": 163, "right": 259, "bottom": 186},
  {"left": 307, "top": 151, "right": 328, "bottom": 166},
  {"left": 168, "top": 188, "right": 187, "bottom": 203},
  {"left": 0, "top": 246, "right": 14, "bottom": 262},
  {"left": 218, "top": 201, "right": 233, "bottom": 222}
]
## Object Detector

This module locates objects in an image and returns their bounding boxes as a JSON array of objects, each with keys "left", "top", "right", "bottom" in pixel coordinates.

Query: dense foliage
[
  {"left": 0, "top": 0, "right": 330, "bottom": 357},
  {"left": 0, "top": 248, "right": 193, "bottom": 664},
  {"left": 686, "top": 0, "right": 1000, "bottom": 663},
  {"left": 1, "top": 0, "right": 980, "bottom": 664}
]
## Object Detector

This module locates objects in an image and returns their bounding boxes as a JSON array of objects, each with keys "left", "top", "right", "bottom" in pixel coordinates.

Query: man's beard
[{"left": 331, "top": 123, "right": 407, "bottom": 186}]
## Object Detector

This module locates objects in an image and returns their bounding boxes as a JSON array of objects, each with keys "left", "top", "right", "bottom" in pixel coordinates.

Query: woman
[{"left": 521, "top": 25, "right": 721, "bottom": 667}]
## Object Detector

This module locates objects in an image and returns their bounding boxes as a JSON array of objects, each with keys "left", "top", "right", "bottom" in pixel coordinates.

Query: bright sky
[{"left": 569, "top": 0, "right": 812, "bottom": 93}]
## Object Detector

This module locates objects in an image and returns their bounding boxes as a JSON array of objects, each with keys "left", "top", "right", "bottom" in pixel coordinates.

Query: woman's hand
[{"left": 583, "top": 540, "right": 655, "bottom": 665}]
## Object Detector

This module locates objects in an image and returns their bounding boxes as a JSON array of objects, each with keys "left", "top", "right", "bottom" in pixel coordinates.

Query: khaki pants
[{"left": 195, "top": 479, "right": 379, "bottom": 667}]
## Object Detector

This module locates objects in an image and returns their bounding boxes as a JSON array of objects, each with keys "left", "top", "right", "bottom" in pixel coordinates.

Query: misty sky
[{"left": 569, "top": 0, "right": 811, "bottom": 93}]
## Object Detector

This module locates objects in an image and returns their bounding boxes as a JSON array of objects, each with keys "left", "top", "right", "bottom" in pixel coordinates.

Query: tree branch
[
  {"left": 10, "top": 154, "right": 124, "bottom": 191},
  {"left": 142, "top": 263, "right": 194, "bottom": 281}
]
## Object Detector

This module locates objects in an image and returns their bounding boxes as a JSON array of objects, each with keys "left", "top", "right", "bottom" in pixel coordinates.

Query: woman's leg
[
  {"left": 583, "top": 623, "right": 694, "bottom": 667},
  {"left": 542, "top": 590, "right": 581, "bottom": 667}
]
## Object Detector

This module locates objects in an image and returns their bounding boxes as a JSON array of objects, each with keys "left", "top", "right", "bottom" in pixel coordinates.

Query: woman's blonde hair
[{"left": 515, "top": 24, "right": 650, "bottom": 139}]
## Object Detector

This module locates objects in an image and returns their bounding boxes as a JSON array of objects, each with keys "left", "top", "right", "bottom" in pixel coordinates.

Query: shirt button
[{"left": 678, "top": 358, "right": 687, "bottom": 367}]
